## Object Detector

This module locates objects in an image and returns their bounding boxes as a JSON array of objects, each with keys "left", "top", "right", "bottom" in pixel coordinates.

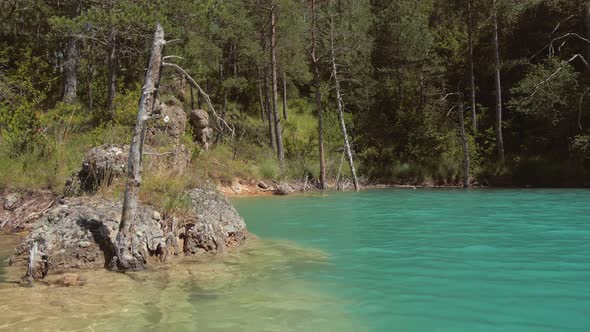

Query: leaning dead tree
[
  {"left": 112, "top": 23, "right": 166, "bottom": 271},
  {"left": 443, "top": 92, "right": 470, "bottom": 188},
  {"left": 330, "top": 15, "right": 359, "bottom": 191},
  {"left": 113, "top": 24, "right": 233, "bottom": 271}
]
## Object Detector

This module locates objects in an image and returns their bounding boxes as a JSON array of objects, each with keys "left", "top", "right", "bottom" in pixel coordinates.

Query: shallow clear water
[
  {"left": 233, "top": 189, "right": 590, "bottom": 332},
  {"left": 1, "top": 189, "right": 589, "bottom": 331}
]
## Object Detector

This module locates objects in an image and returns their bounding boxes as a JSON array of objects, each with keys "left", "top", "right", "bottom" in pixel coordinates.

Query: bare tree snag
[
  {"left": 270, "top": 2, "right": 285, "bottom": 170},
  {"left": 310, "top": 0, "right": 326, "bottom": 189},
  {"left": 492, "top": 1, "right": 505, "bottom": 163},
  {"left": 113, "top": 23, "right": 165, "bottom": 271},
  {"left": 24, "top": 242, "right": 48, "bottom": 281},
  {"left": 330, "top": 15, "right": 359, "bottom": 191},
  {"left": 467, "top": 0, "right": 477, "bottom": 131}
]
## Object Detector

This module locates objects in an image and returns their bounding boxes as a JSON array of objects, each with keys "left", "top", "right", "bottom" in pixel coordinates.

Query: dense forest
[{"left": 2, "top": 0, "right": 590, "bottom": 190}]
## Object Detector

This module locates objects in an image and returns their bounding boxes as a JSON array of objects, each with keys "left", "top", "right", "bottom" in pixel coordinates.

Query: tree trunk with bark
[
  {"left": 270, "top": 3, "right": 285, "bottom": 169},
  {"left": 112, "top": 23, "right": 165, "bottom": 272},
  {"left": 585, "top": 3, "right": 590, "bottom": 60},
  {"left": 310, "top": 0, "right": 326, "bottom": 189},
  {"left": 282, "top": 71, "right": 288, "bottom": 120},
  {"left": 467, "top": 0, "right": 477, "bottom": 131},
  {"left": 492, "top": 2, "right": 505, "bottom": 163},
  {"left": 62, "top": 1, "right": 81, "bottom": 104},
  {"left": 106, "top": 27, "right": 117, "bottom": 113},
  {"left": 457, "top": 95, "right": 470, "bottom": 188},
  {"left": 264, "top": 68, "right": 276, "bottom": 150},
  {"left": 330, "top": 15, "right": 359, "bottom": 191}
]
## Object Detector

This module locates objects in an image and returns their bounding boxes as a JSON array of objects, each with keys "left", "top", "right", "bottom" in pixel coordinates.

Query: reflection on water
[{"left": 0, "top": 237, "right": 365, "bottom": 331}]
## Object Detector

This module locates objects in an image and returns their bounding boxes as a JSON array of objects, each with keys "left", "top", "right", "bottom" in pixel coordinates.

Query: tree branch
[{"left": 162, "top": 62, "right": 235, "bottom": 138}]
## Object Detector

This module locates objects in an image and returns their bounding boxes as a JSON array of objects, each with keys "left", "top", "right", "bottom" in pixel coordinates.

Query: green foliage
[{"left": 509, "top": 58, "right": 578, "bottom": 125}]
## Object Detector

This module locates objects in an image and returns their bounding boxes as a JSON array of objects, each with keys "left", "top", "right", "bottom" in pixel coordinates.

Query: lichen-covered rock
[
  {"left": 273, "top": 183, "right": 295, "bottom": 196},
  {"left": 182, "top": 188, "right": 247, "bottom": 255},
  {"left": 9, "top": 197, "right": 164, "bottom": 276},
  {"left": 189, "top": 109, "right": 213, "bottom": 150},
  {"left": 63, "top": 145, "right": 129, "bottom": 197},
  {"left": 0, "top": 190, "right": 57, "bottom": 233},
  {"left": 145, "top": 100, "right": 187, "bottom": 146}
]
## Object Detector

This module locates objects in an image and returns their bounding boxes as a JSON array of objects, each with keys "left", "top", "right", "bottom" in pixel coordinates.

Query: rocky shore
[{"left": 0, "top": 99, "right": 250, "bottom": 282}]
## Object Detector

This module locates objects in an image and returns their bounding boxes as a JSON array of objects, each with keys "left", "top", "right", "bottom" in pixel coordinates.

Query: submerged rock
[
  {"left": 182, "top": 188, "right": 248, "bottom": 255},
  {"left": 10, "top": 197, "right": 164, "bottom": 276}
]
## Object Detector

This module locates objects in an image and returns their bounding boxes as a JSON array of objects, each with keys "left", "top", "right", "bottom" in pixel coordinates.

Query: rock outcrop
[
  {"left": 9, "top": 187, "right": 249, "bottom": 278},
  {"left": 182, "top": 188, "right": 247, "bottom": 255},
  {"left": 0, "top": 190, "right": 57, "bottom": 233},
  {"left": 273, "top": 183, "right": 295, "bottom": 195},
  {"left": 10, "top": 197, "right": 164, "bottom": 274},
  {"left": 64, "top": 144, "right": 129, "bottom": 196},
  {"left": 145, "top": 99, "right": 187, "bottom": 146},
  {"left": 189, "top": 109, "right": 213, "bottom": 150}
]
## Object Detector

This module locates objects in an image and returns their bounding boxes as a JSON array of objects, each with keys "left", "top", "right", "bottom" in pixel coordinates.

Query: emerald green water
[
  {"left": 0, "top": 189, "right": 589, "bottom": 331},
  {"left": 233, "top": 189, "right": 590, "bottom": 332}
]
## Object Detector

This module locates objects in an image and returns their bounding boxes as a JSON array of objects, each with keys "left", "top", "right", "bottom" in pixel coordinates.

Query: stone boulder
[
  {"left": 273, "top": 183, "right": 295, "bottom": 196},
  {"left": 64, "top": 144, "right": 129, "bottom": 196},
  {"left": 10, "top": 197, "right": 164, "bottom": 275},
  {"left": 145, "top": 99, "right": 187, "bottom": 146},
  {"left": 189, "top": 109, "right": 213, "bottom": 150},
  {"left": 182, "top": 188, "right": 247, "bottom": 255}
]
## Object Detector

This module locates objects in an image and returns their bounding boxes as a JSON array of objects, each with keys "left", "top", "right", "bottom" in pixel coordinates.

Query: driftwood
[{"left": 25, "top": 242, "right": 48, "bottom": 281}]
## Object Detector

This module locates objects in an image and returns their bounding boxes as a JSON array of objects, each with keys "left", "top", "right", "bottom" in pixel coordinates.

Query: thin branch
[
  {"left": 164, "top": 39, "right": 182, "bottom": 46},
  {"left": 163, "top": 55, "right": 184, "bottom": 61},
  {"left": 530, "top": 54, "right": 590, "bottom": 98},
  {"left": 550, "top": 33, "right": 590, "bottom": 57},
  {"left": 162, "top": 62, "right": 235, "bottom": 137},
  {"left": 551, "top": 15, "right": 574, "bottom": 35}
]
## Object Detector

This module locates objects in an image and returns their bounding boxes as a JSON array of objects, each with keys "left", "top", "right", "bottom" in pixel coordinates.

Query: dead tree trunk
[
  {"left": 282, "top": 71, "right": 288, "bottom": 120},
  {"left": 270, "top": 3, "right": 285, "bottom": 170},
  {"left": 24, "top": 242, "right": 48, "bottom": 281},
  {"left": 467, "top": 0, "right": 477, "bottom": 131},
  {"left": 458, "top": 95, "right": 470, "bottom": 188},
  {"left": 492, "top": 1, "right": 505, "bottom": 163},
  {"left": 113, "top": 23, "right": 165, "bottom": 271},
  {"left": 330, "top": 15, "right": 359, "bottom": 191},
  {"left": 310, "top": 0, "right": 326, "bottom": 189}
]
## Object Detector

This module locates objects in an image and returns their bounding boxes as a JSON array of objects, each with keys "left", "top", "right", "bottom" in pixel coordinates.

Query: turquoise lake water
[
  {"left": 233, "top": 189, "right": 590, "bottom": 332},
  {"left": 0, "top": 189, "right": 589, "bottom": 331}
]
